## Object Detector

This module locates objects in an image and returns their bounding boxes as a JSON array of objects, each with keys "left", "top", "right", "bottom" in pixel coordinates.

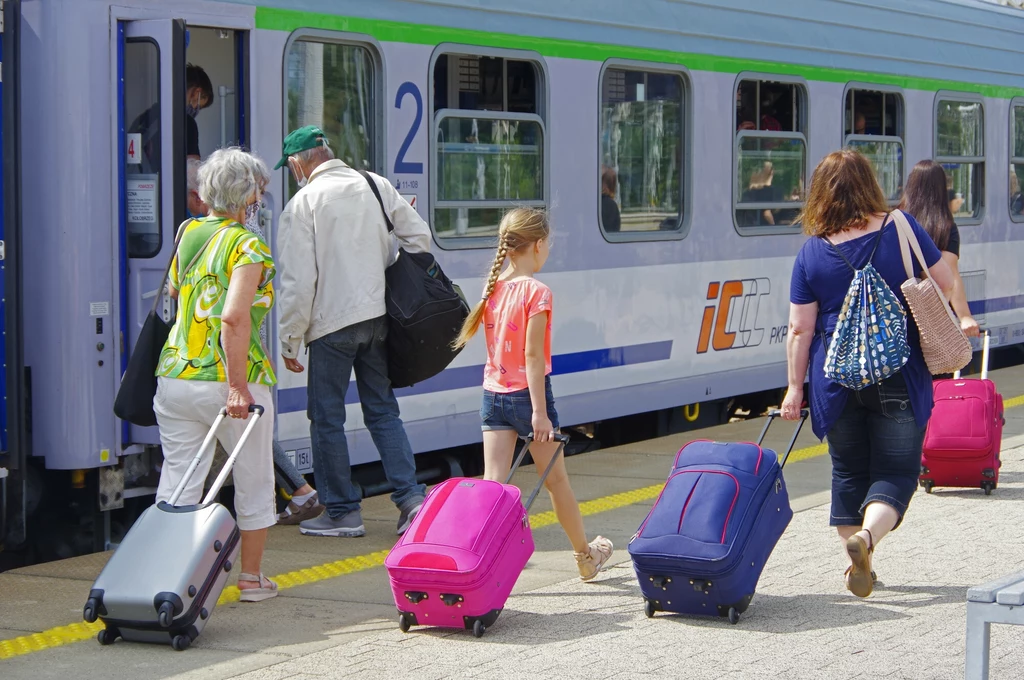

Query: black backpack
[{"left": 359, "top": 171, "right": 470, "bottom": 389}]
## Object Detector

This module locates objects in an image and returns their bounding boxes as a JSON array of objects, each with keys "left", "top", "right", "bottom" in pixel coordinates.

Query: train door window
[
  {"left": 285, "top": 36, "right": 380, "bottom": 197},
  {"left": 1009, "top": 99, "right": 1024, "bottom": 222},
  {"left": 935, "top": 95, "right": 985, "bottom": 224},
  {"left": 844, "top": 87, "right": 905, "bottom": 203},
  {"left": 599, "top": 64, "right": 687, "bottom": 239},
  {"left": 431, "top": 50, "right": 546, "bottom": 243},
  {"left": 125, "top": 40, "right": 163, "bottom": 258},
  {"left": 733, "top": 77, "right": 807, "bottom": 234}
]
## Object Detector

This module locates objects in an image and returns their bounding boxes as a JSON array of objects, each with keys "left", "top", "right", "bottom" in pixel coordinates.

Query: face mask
[
  {"left": 186, "top": 104, "right": 199, "bottom": 118},
  {"left": 291, "top": 161, "right": 308, "bottom": 189}
]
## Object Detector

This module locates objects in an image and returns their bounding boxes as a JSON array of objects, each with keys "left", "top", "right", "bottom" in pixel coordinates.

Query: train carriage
[{"left": 2, "top": 0, "right": 1024, "bottom": 563}]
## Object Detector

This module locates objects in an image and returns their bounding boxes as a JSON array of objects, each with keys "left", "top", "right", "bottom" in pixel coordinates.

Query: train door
[
  {"left": 119, "top": 19, "right": 186, "bottom": 446},
  {"left": 118, "top": 20, "right": 249, "bottom": 448}
]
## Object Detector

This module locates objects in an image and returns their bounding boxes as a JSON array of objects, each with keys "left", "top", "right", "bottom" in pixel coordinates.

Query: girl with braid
[{"left": 454, "top": 208, "right": 613, "bottom": 581}]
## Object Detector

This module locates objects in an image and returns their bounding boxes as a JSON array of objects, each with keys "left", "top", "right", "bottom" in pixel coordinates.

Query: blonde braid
[
  {"left": 452, "top": 230, "right": 509, "bottom": 349},
  {"left": 482, "top": 234, "right": 509, "bottom": 301}
]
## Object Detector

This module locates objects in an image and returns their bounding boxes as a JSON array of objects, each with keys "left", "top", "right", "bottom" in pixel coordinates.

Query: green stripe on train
[{"left": 255, "top": 7, "right": 1024, "bottom": 99}]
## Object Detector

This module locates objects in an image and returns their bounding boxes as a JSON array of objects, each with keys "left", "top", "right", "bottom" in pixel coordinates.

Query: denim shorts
[
  {"left": 826, "top": 371, "right": 925, "bottom": 529},
  {"left": 480, "top": 375, "right": 559, "bottom": 438}
]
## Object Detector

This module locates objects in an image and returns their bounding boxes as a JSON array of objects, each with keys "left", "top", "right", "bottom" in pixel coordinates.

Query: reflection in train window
[
  {"left": 734, "top": 78, "right": 807, "bottom": 232},
  {"left": 124, "top": 39, "right": 162, "bottom": 259},
  {"left": 935, "top": 97, "right": 985, "bottom": 223},
  {"left": 432, "top": 52, "right": 546, "bottom": 241},
  {"left": 844, "top": 88, "right": 905, "bottom": 203},
  {"left": 285, "top": 39, "right": 377, "bottom": 196},
  {"left": 1010, "top": 102, "right": 1024, "bottom": 222},
  {"left": 599, "top": 67, "right": 685, "bottom": 235}
]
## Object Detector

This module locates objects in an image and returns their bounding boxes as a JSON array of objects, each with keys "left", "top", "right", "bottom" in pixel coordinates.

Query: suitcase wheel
[
  {"left": 157, "top": 602, "right": 175, "bottom": 628},
  {"left": 921, "top": 480, "right": 934, "bottom": 494},
  {"left": 472, "top": 620, "right": 486, "bottom": 638},
  {"left": 727, "top": 607, "right": 740, "bottom": 625},
  {"left": 983, "top": 482, "right": 995, "bottom": 496},
  {"left": 398, "top": 614, "right": 412, "bottom": 633},
  {"left": 97, "top": 627, "right": 118, "bottom": 646},
  {"left": 644, "top": 599, "right": 656, "bottom": 619},
  {"left": 171, "top": 634, "right": 191, "bottom": 652}
]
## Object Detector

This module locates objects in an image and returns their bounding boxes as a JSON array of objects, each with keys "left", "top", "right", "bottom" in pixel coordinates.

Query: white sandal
[
  {"left": 238, "top": 572, "right": 278, "bottom": 602},
  {"left": 575, "top": 536, "right": 614, "bottom": 582}
]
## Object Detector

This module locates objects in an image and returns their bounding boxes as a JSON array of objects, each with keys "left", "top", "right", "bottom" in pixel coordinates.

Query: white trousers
[{"left": 154, "top": 377, "right": 276, "bottom": 531}]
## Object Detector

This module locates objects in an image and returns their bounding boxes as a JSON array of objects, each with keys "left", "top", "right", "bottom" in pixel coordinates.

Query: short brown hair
[{"left": 798, "top": 149, "right": 889, "bottom": 238}]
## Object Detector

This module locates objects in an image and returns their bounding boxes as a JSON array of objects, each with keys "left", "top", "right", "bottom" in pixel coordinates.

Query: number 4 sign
[{"left": 126, "top": 133, "right": 142, "bottom": 164}]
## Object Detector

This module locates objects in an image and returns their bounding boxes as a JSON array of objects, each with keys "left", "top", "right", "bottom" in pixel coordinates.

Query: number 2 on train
[{"left": 394, "top": 82, "right": 423, "bottom": 175}]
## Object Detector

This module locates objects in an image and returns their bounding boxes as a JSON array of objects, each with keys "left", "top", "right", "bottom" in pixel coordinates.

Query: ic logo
[{"left": 697, "top": 278, "right": 771, "bottom": 353}]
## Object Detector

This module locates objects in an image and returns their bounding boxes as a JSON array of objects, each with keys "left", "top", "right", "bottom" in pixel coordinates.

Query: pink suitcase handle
[{"left": 505, "top": 433, "right": 570, "bottom": 513}]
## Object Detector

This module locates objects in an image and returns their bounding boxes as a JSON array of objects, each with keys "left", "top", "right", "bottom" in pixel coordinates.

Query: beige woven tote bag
[{"left": 891, "top": 210, "right": 972, "bottom": 375}]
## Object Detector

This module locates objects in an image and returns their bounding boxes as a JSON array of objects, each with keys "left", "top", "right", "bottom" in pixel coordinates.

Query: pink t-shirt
[{"left": 482, "top": 278, "right": 552, "bottom": 393}]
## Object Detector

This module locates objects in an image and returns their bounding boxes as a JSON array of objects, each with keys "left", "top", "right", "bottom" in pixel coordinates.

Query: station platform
[{"left": 3, "top": 363, "right": 1024, "bottom": 679}]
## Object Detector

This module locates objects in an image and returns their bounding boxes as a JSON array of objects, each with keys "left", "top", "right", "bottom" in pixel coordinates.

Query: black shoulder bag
[{"left": 359, "top": 170, "right": 470, "bottom": 388}]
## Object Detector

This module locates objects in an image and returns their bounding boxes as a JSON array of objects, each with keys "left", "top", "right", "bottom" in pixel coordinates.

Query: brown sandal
[{"left": 844, "top": 529, "right": 874, "bottom": 598}]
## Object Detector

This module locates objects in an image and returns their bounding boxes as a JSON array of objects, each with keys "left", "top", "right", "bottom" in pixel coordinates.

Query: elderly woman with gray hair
[{"left": 154, "top": 147, "right": 279, "bottom": 602}]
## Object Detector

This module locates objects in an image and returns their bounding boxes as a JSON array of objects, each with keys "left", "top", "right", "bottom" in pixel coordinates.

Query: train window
[
  {"left": 125, "top": 39, "right": 162, "bottom": 258},
  {"left": 285, "top": 38, "right": 378, "bottom": 195},
  {"left": 599, "top": 66, "right": 686, "bottom": 237},
  {"left": 1010, "top": 101, "right": 1024, "bottom": 221},
  {"left": 844, "top": 87, "right": 904, "bottom": 203},
  {"left": 734, "top": 77, "right": 807, "bottom": 233},
  {"left": 934, "top": 96, "right": 985, "bottom": 223},
  {"left": 432, "top": 51, "right": 546, "bottom": 241}
]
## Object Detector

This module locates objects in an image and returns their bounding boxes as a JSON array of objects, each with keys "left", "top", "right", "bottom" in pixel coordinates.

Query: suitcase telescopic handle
[
  {"left": 759, "top": 408, "right": 809, "bottom": 469},
  {"left": 505, "top": 433, "right": 570, "bottom": 513},
  {"left": 167, "top": 405, "right": 265, "bottom": 507},
  {"left": 953, "top": 329, "right": 991, "bottom": 381}
]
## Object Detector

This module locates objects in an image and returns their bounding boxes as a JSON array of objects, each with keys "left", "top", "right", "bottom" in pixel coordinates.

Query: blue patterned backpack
[{"left": 822, "top": 220, "right": 910, "bottom": 390}]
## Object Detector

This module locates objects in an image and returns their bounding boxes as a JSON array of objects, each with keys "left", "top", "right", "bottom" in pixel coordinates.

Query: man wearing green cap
[{"left": 274, "top": 125, "right": 432, "bottom": 538}]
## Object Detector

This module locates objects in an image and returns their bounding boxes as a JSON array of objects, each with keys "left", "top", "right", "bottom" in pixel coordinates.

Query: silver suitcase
[{"left": 83, "top": 405, "right": 264, "bottom": 651}]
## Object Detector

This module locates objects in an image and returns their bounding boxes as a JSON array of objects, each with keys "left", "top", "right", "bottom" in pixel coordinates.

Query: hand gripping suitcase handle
[
  {"left": 955, "top": 329, "right": 991, "bottom": 381},
  {"left": 167, "top": 405, "right": 265, "bottom": 507},
  {"left": 505, "top": 433, "right": 570, "bottom": 513},
  {"left": 759, "top": 408, "right": 809, "bottom": 469}
]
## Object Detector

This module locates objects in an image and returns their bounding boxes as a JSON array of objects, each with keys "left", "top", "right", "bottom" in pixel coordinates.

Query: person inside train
[
  {"left": 453, "top": 208, "right": 614, "bottom": 582},
  {"left": 185, "top": 63, "right": 214, "bottom": 160},
  {"left": 275, "top": 126, "right": 429, "bottom": 538},
  {"left": 601, "top": 165, "right": 621, "bottom": 232},
  {"left": 153, "top": 147, "right": 279, "bottom": 602},
  {"left": 781, "top": 149, "right": 954, "bottom": 598},
  {"left": 899, "top": 160, "right": 981, "bottom": 355},
  {"left": 737, "top": 161, "right": 780, "bottom": 227}
]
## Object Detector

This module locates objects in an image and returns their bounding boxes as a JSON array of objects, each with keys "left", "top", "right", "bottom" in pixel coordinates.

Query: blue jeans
[
  {"left": 273, "top": 440, "right": 307, "bottom": 494},
  {"left": 307, "top": 316, "right": 425, "bottom": 518},
  {"left": 826, "top": 372, "right": 925, "bottom": 529}
]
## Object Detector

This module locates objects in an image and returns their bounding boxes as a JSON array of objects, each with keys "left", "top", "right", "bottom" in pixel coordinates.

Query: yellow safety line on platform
[{"left": 3, "top": 394, "right": 1022, "bottom": 661}]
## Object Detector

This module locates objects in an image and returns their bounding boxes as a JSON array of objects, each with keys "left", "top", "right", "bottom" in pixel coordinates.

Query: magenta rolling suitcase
[
  {"left": 385, "top": 434, "right": 566, "bottom": 637},
  {"left": 920, "top": 332, "right": 1004, "bottom": 495}
]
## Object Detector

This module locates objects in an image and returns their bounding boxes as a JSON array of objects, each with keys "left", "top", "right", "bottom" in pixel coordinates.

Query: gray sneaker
[
  {"left": 396, "top": 497, "right": 425, "bottom": 536},
  {"left": 299, "top": 510, "right": 365, "bottom": 537}
]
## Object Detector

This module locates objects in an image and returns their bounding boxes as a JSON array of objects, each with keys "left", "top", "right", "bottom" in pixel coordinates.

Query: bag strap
[
  {"left": 358, "top": 169, "right": 395, "bottom": 234},
  {"left": 891, "top": 209, "right": 961, "bottom": 326},
  {"left": 180, "top": 226, "right": 231, "bottom": 279},
  {"left": 151, "top": 219, "right": 193, "bottom": 317}
]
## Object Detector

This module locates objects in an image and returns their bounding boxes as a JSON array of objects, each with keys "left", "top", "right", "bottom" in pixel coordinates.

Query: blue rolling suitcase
[{"left": 628, "top": 409, "right": 807, "bottom": 624}]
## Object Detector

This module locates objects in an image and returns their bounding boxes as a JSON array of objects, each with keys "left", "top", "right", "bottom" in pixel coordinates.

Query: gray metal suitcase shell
[{"left": 83, "top": 406, "right": 263, "bottom": 650}]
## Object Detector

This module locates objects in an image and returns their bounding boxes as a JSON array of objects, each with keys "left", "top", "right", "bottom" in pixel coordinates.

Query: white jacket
[{"left": 276, "top": 160, "right": 432, "bottom": 359}]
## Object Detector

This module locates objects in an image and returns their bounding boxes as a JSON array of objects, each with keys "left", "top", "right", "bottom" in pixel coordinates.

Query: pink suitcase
[
  {"left": 920, "top": 332, "right": 1004, "bottom": 495},
  {"left": 385, "top": 434, "right": 566, "bottom": 637}
]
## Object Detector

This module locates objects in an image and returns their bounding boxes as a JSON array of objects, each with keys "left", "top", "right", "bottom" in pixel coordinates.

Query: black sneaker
[{"left": 396, "top": 497, "right": 425, "bottom": 535}]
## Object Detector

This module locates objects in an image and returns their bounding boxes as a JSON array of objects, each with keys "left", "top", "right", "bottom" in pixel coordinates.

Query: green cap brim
[{"left": 274, "top": 155, "right": 289, "bottom": 170}]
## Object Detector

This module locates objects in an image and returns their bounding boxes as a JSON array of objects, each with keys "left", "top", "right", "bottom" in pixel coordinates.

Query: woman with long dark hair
[{"left": 899, "top": 160, "right": 981, "bottom": 341}]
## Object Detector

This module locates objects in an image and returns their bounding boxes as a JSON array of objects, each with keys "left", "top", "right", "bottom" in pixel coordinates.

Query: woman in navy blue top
[{"left": 781, "top": 150, "right": 954, "bottom": 599}]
